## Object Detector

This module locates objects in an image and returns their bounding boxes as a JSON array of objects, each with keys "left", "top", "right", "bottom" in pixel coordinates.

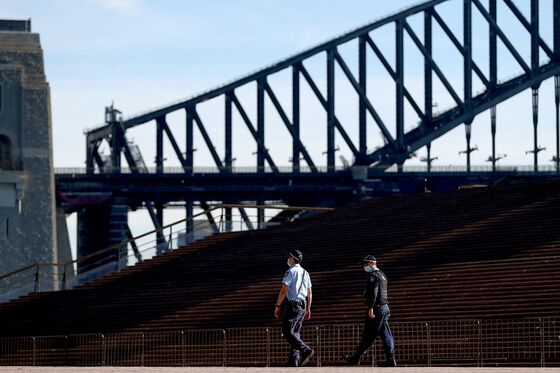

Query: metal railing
[
  {"left": 55, "top": 165, "right": 349, "bottom": 174},
  {"left": 383, "top": 164, "right": 560, "bottom": 173},
  {"left": 0, "top": 318, "right": 557, "bottom": 367},
  {"left": 54, "top": 164, "right": 560, "bottom": 175},
  {"left": 0, "top": 204, "right": 333, "bottom": 304},
  {"left": 0, "top": 263, "right": 64, "bottom": 303}
]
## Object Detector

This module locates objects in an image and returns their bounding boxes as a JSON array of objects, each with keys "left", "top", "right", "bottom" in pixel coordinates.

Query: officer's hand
[
  {"left": 368, "top": 307, "right": 375, "bottom": 319},
  {"left": 274, "top": 305, "right": 281, "bottom": 319},
  {"left": 304, "top": 310, "right": 311, "bottom": 320}
]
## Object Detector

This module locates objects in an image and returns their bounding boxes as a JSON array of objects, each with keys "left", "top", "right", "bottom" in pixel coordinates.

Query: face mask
[{"left": 363, "top": 266, "right": 373, "bottom": 273}]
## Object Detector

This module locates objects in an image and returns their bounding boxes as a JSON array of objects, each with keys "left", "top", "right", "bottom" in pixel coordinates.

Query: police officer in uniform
[
  {"left": 274, "top": 249, "right": 314, "bottom": 367},
  {"left": 344, "top": 255, "right": 396, "bottom": 367}
]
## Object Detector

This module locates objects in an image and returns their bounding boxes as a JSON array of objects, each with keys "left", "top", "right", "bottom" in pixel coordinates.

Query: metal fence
[
  {"left": 0, "top": 318, "right": 558, "bottom": 367},
  {"left": 54, "top": 164, "right": 560, "bottom": 175}
]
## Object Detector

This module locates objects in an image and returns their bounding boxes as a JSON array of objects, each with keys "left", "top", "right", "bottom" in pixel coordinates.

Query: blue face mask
[{"left": 363, "top": 266, "right": 373, "bottom": 273}]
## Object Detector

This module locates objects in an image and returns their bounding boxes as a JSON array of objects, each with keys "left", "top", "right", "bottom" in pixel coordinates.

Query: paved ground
[{"left": 0, "top": 368, "right": 559, "bottom": 373}]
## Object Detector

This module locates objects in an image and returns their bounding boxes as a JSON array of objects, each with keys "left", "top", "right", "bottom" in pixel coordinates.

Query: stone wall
[{"left": 0, "top": 22, "right": 66, "bottom": 283}]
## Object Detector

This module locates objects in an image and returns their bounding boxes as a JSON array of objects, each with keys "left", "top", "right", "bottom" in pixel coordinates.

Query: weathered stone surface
[{"left": 0, "top": 21, "right": 65, "bottom": 289}]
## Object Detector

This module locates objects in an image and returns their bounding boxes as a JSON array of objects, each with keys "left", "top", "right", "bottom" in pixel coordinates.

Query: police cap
[
  {"left": 289, "top": 249, "right": 303, "bottom": 262},
  {"left": 362, "top": 255, "right": 377, "bottom": 263}
]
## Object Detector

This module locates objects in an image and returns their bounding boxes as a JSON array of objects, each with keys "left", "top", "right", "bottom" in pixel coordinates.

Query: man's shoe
[
  {"left": 379, "top": 358, "right": 397, "bottom": 367},
  {"left": 299, "top": 348, "right": 315, "bottom": 366},
  {"left": 282, "top": 360, "right": 298, "bottom": 367},
  {"left": 343, "top": 354, "right": 360, "bottom": 365}
]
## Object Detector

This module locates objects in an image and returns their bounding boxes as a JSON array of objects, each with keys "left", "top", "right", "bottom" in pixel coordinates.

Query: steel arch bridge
[{"left": 57, "top": 0, "right": 560, "bottom": 260}]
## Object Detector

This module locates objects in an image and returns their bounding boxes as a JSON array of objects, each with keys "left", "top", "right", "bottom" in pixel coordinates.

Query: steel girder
[
  {"left": 56, "top": 170, "right": 560, "bottom": 214},
  {"left": 56, "top": 171, "right": 363, "bottom": 211},
  {"left": 84, "top": 0, "right": 560, "bottom": 175}
]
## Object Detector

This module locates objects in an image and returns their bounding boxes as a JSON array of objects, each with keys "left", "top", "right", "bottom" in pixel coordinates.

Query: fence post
[
  {"left": 181, "top": 331, "right": 186, "bottom": 367},
  {"left": 540, "top": 318, "right": 545, "bottom": 367},
  {"left": 266, "top": 328, "right": 270, "bottom": 367},
  {"left": 477, "top": 320, "right": 482, "bottom": 367},
  {"left": 169, "top": 225, "right": 173, "bottom": 250},
  {"left": 61, "top": 263, "right": 67, "bottom": 290},
  {"left": 426, "top": 322, "right": 431, "bottom": 367},
  {"left": 65, "top": 335, "right": 69, "bottom": 366},
  {"left": 141, "top": 332, "right": 145, "bottom": 366},
  {"left": 222, "top": 329, "right": 227, "bottom": 367},
  {"left": 32, "top": 336, "right": 36, "bottom": 366},
  {"left": 101, "top": 334, "right": 106, "bottom": 366},
  {"left": 34, "top": 264, "right": 40, "bottom": 292},
  {"left": 316, "top": 326, "right": 321, "bottom": 367}
]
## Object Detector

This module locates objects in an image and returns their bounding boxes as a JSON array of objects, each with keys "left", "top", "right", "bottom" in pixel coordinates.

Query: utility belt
[
  {"left": 365, "top": 299, "right": 388, "bottom": 307},
  {"left": 286, "top": 299, "right": 306, "bottom": 312}
]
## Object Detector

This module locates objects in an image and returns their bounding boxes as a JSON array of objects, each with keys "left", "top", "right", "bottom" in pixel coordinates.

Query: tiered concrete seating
[{"left": 1, "top": 180, "right": 559, "bottom": 338}]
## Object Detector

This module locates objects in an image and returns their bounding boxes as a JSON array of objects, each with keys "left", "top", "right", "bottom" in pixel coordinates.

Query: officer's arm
[
  {"left": 306, "top": 288, "right": 312, "bottom": 312},
  {"left": 371, "top": 285, "right": 379, "bottom": 306},
  {"left": 275, "top": 284, "right": 289, "bottom": 307},
  {"left": 367, "top": 276, "right": 379, "bottom": 308}
]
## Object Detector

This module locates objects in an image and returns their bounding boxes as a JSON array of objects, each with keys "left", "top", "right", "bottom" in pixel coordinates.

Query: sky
[
  {"left": 1, "top": 0, "right": 559, "bottom": 256},
  {"left": 1, "top": 0, "right": 557, "bottom": 170}
]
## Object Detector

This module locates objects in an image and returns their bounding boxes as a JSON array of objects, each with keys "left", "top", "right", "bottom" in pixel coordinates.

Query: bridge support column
[
  {"left": 529, "top": 88, "right": 545, "bottom": 171},
  {"left": 327, "top": 48, "right": 336, "bottom": 173},
  {"left": 77, "top": 196, "right": 128, "bottom": 276},
  {"left": 225, "top": 206, "right": 233, "bottom": 232},
  {"left": 466, "top": 123, "right": 472, "bottom": 172},
  {"left": 108, "top": 111, "right": 124, "bottom": 174},
  {"left": 292, "top": 65, "right": 301, "bottom": 173},
  {"left": 460, "top": 122, "right": 476, "bottom": 172},
  {"left": 555, "top": 76, "right": 560, "bottom": 171},
  {"left": 155, "top": 203, "right": 164, "bottom": 253},
  {"left": 491, "top": 106, "right": 497, "bottom": 172},
  {"left": 257, "top": 201, "right": 265, "bottom": 229},
  {"left": 225, "top": 95, "right": 234, "bottom": 174},
  {"left": 533, "top": 88, "right": 539, "bottom": 171},
  {"left": 257, "top": 79, "right": 266, "bottom": 174},
  {"left": 426, "top": 143, "right": 433, "bottom": 173},
  {"left": 186, "top": 107, "right": 194, "bottom": 176},
  {"left": 358, "top": 36, "right": 367, "bottom": 158},
  {"left": 186, "top": 200, "right": 194, "bottom": 234}
]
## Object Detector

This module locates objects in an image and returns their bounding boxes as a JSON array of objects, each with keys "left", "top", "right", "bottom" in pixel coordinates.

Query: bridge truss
[{"left": 57, "top": 0, "right": 560, "bottom": 262}]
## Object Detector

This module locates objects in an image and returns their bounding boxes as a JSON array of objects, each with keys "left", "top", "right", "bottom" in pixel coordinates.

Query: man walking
[
  {"left": 274, "top": 249, "right": 314, "bottom": 367},
  {"left": 344, "top": 255, "right": 396, "bottom": 367}
]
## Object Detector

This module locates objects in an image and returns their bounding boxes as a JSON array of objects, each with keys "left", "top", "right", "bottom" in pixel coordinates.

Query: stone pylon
[{"left": 0, "top": 20, "right": 70, "bottom": 294}]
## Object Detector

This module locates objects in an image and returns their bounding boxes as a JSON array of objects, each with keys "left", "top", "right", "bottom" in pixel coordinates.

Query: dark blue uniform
[{"left": 347, "top": 268, "right": 396, "bottom": 366}]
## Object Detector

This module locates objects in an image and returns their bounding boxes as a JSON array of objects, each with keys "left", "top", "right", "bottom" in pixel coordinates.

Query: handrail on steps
[{"left": 0, "top": 203, "right": 333, "bottom": 302}]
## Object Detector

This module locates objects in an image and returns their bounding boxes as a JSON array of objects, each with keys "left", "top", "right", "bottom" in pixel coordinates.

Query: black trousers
[
  {"left": 281, "top": 302, "right": 311, "bottom": 363},
  {"left": 354, "top": 304, "right": 395, "bottom": 359}
]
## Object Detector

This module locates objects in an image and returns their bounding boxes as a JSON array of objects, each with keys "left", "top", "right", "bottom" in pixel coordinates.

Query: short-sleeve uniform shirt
[{"left": 282, "top": 263, "right": 312, "bottom": 301}]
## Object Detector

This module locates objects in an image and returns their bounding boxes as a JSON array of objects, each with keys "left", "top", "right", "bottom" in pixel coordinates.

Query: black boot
[
  {"left": 343, "top": 354, "right": 360, "bottom": 365},
  {"left": 379, "top": 354, "right": 397, "bottom": 367},
  {"left": 282, "top": 359, "right": 299, "bottom": 367},
  {"left": 300, "top": 348, "right": 314, "bottom": 367}
]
